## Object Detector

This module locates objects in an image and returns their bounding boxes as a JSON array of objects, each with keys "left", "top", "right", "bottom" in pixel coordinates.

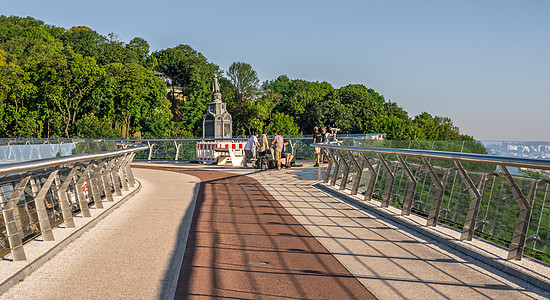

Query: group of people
[
  {"left": 312, "top": 126, "right": 333, "bottom": 167},
  {"left": 243, "top": 131, "right": 293, "bottom": 170},
  {"left": 242, "top": 126, "right": 333, "bottom": 170}
]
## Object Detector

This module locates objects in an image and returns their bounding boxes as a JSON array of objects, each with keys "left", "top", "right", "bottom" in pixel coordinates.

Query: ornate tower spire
[{"left": 203, "top": 74, "right": 232, "bottom": 138}]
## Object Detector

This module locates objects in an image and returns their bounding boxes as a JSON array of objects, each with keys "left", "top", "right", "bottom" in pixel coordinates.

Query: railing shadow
[{"left": 147, "top": 166, "right": 372, "bottom": 299}]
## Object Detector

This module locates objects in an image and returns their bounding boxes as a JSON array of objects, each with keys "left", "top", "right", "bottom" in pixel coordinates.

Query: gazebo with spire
[{"left": 202, "top": 75, "right": 232, "bottom": 139}]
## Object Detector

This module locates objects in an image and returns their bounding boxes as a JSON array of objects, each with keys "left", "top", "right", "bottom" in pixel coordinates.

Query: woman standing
[{"left": 258, "top": 130, "right": 269, "bottom": 157}]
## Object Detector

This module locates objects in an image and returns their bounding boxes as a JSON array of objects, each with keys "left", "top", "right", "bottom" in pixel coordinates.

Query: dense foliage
[{"left": 0, "top": 16, "right": 473, "bottom": 140}]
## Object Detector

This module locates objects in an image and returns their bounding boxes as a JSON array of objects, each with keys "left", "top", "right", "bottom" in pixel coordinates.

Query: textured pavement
[
  {"left": 0, "top": 167, "right": 199, "bottom": 299},
  {"left": 247, "top": 166, "right": 550, "bottom": 299},
  {"left": 156, "top": 167, "right": 374, "bottom": 299},
  {"left": 1, "top": 161, "right": 549, "bottom": 299}
]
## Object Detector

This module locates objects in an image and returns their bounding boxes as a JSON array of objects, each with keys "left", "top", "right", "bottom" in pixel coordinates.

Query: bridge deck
[{"left": 1, "top": 162, "right": 549, "bottom": 299}]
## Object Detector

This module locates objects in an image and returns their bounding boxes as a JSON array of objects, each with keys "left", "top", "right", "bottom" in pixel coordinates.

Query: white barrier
[{"left": 196, "top": 141, "right": 246, "bottom": 164}]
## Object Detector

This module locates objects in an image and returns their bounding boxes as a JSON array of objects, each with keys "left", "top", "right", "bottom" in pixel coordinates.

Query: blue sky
[{"left": 2, "top": 0, "right": 549, "bottom": 141}]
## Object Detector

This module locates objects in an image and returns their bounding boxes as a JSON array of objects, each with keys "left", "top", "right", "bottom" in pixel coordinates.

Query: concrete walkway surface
[
  {"left": 143, "top": 161, "right": 550, "bottom": 299},
  {"left": 1, "top": 168, "right": 199, "bottom": 299},
  {"left": 250, "top": 169, "right": 550, "bottom": 299}
]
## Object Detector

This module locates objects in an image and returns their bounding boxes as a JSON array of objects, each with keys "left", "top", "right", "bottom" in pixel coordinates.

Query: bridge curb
[
  {"left": 314, "top": 183, "right": 550, "bottom": 293},
  {"left": 158, "top": 176, "right": 200, "bottom": 300},
  {"left": 0, "top": 180, "right": 142, "bottom": 295}
]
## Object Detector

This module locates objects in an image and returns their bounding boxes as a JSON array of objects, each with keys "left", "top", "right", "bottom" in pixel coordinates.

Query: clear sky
[{"left": 2, "top": 0, "right": 549, "bottom": 141}]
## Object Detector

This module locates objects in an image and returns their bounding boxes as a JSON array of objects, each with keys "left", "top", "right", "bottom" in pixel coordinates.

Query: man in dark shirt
[{"left": 312, "top": 127, "right": 323, "bottom": 167}]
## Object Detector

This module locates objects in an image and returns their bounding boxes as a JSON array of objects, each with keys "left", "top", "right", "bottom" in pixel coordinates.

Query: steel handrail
[
  {"left": 312, "top": 143, "right": 550, "bottom": 171},
  {"left": 0, "top": 144, "right": 146, "bottom": 261},
  {"left": 0, "top": 145, "right": 148, "bottom": 176},
  {"left": 314, "top": 142, "right": 550, "bottom": 261},
  {"left": 116, "top": 136, "right": 358, "bottom": 143}
]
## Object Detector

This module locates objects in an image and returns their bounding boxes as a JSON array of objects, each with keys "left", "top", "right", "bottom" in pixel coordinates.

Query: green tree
[
  {"left": 62, "top": 26, "right": 106, "bottom": 59},
  {"left": 266, "top": 112, "right": 301, "bottom": 136},
  {"left": 152, "top": 44, "right": 219, "bottom": 135},
  {"left": 262, "top": 75, "right": 334, "bottom": 133},
  {"left": 105, "top": 62, "right": 168, "bottom": 138},
  {"left": 0, "top": 15, "right": 478, "bottom": 142},
  {"left": 318, "top": 84, "right": 380, "bottom": 133},
  {"left": 74, "top": 113, "right": 119, "bottom": 138},
  {"left": 96, "top": 33, "right": 140, "bottom": 66},
  {"left": 413, "top": 112, "right": 472, "bottom": 140},
  {"left": 126, "top": 37, "right": 152, "bottom": 68},
  {"left": 0, "top": 50, "right": 41, "bottom": 137},
  {"left": 226, "top": 61, "right": 259, "bottom": 102},
  {"left": 36, "top": 49, "right": 108, "bottom": 137}
]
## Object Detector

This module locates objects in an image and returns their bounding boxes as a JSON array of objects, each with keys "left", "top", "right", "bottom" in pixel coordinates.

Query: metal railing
[
  {"left": 120, "top": 136, "right": 369, "bottom": 161},
  {"left": 0, "top": 145, "right": 147, "bottom": 261},
  {"left": 0, "top": 140, "right": 117, "bottom": 164},
  {"left": 314, "top": 143, "right": 550, "bottom": 261}
]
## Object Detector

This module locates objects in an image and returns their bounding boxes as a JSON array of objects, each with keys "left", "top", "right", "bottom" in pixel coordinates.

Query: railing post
[
  {"left": 89, "top": 162, "right": 104, "bottom": 209},
  {"left": 348, "top": 151, "right": 364, "bottom": 195},
  {"left": 323, "top": 148, "right": 334, "bottom": 184},
  {"left": 57, "top": 166, "right": 80, "bottom": 228},
  {"left": 147, "top": 141, "right": 155, "bottom": 161},
  {"left": 75, "top": 164, "right": 94, "bottom": 218},
  {"left": 29, "top": 171, "right": 58, "bottom": 241},
  {"left": 101, "top": 159, "right": 117, "bottom": 202},
  {"left": 111, "top": 157, "right": 125, "bottom": 196},
  {"left": 175, "top": 142, "right": 182, "bottom": 161},
  {"left": 501, "top": 165, "right": 547, "bottom": 260},
  {"left": 455, "top": 161, "right": 483, "bottom": 241},
  {"left": 337, "top": 150, "right": 350, "bottom": 191},
  {"left": 330, "top": 150, "right": 341, "bottom": 186},
  {"left": 0, "top": 175, "right": 31, "bottom": 261},
  {"left": 421, "top": 158, "right": 449, "bottom": 226},
  {"left": 119, "top": 154, "right": 131, "bottom": 192},
  {"left": 125, "top": 152, "right": 136, "bottom": 188},
  {"left": 377, "top": 153, "right": 395, "bottom": 208},
  {"left": 398, "top": 155, "right": 418, "bottom": 216},
  {"left": 361, "top": 153, "right": 379, "bottom": 201},
  {"left": 6, "top": 183, "right": 25, "bottom": 241}
]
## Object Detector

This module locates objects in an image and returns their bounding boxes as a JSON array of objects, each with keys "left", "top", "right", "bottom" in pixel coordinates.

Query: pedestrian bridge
[{"left": 0, "top": 143, "right": 549, "bottom": 299}]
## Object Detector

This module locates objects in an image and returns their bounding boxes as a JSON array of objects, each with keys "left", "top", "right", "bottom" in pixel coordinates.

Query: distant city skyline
[{"left": 2, "top": 0, "right": 549, "bottom": 141}]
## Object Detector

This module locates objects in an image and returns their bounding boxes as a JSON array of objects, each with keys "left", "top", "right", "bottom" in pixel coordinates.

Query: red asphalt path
[{"left": 139, "top": 166, "right": 374, "bottom": 300}]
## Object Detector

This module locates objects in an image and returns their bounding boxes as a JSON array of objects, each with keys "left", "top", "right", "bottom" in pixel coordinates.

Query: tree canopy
[{"left": 0, "top": 15, "right": 474, "bottom": 141}]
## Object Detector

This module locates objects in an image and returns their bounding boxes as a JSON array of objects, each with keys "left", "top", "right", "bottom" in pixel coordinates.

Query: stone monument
[{"left": 202, "top": 75, "right": 232, "bottom": 139}]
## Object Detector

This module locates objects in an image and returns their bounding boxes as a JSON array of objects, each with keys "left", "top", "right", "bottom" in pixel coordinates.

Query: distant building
[
  {"left": 153, "top": 71, "right": 167, "bottom": 82},
  {"left": 167, "top": 86, "right": 185, "bottom": 101}
]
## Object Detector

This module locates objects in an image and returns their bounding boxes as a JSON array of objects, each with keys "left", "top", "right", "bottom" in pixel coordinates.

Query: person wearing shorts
[
  {"left": 243, "top": 132, "right": 259, "bottom": 168},
  {"left": 282, "top": 140, "right": 294, "bottom": 167},
  {"left": 312, "top": 127, "right": 323, "bottom": 167},
  {"left": 272, "top": 131, "right": 284, "bottom": 170},
  {"left": 321, "top": 127, "right": 333, "bottom": 163}
]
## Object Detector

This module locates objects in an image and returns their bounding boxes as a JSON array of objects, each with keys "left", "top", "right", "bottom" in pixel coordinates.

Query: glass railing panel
[
  {"left": 0, "top": 139, "right": 119, "bottom": 164},
  {"left": 318, "top": 142, "right": 550, "bottom": 262}
]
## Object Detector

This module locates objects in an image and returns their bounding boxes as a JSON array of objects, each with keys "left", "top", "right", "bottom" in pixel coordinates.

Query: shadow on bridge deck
[
  {"left": 136, "top": 161, "right": 550, "bottom": 299},
  {"left": 134, "top": 165, "right": 373, "bottom": 299},
  {"left": 1, "top": 161, "right": 549, "bottom": 299}
]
